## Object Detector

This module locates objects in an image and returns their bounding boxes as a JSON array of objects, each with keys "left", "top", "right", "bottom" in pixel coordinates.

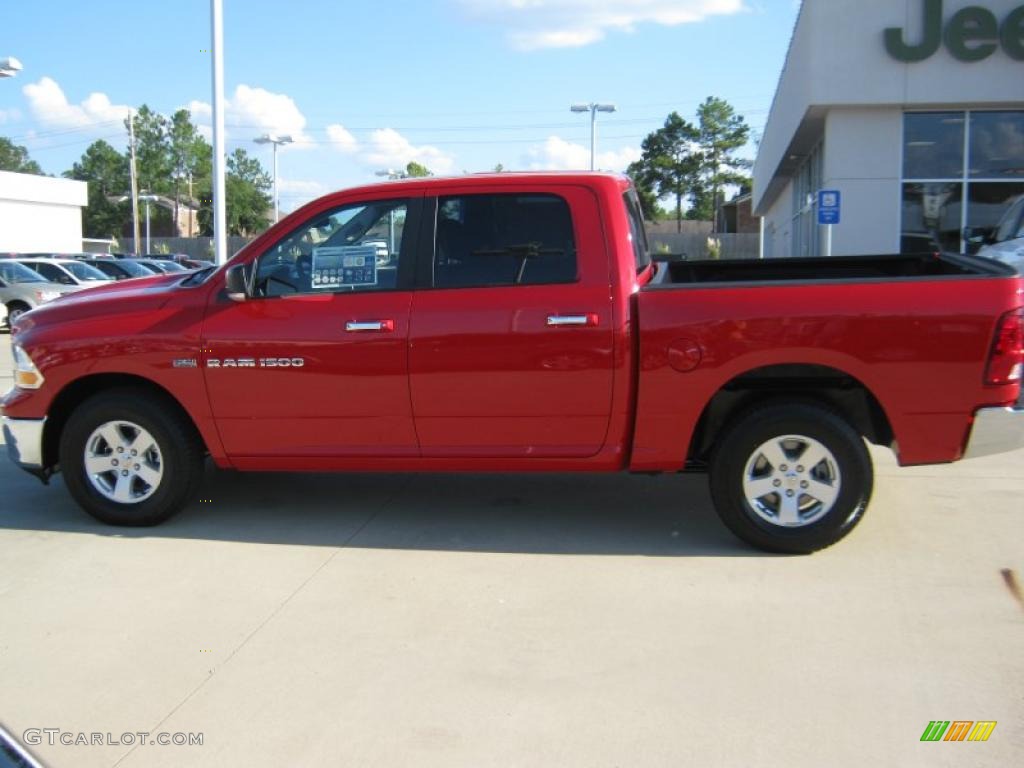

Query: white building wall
[
  {"left": 0, "top": 171, "right": 88, "bottom": 253},
  {"left": 821, "top": 108, "right": 904, "bottom": 255}
]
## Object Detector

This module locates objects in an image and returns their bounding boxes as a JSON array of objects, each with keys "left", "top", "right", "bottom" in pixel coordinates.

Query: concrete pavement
[{"left": 0, "top": 333, "right": 1021, "bottom": 767}]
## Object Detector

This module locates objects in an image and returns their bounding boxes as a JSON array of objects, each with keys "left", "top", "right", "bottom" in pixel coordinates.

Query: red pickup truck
[{"left": 3, "top": 173, "right": 1023, "bottom": 553}]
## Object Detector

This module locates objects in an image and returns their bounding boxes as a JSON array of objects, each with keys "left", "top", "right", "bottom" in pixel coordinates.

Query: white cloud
[
  {"left": 277, "top": 178, "right": 330, "bottom": 210},
  {"left": 188, "top": 84, "right": 312, "bottom": 147},
  {"left": 325, "top": 123, "right": 358, "bottom": 153},
  {"left": 364, "top": 128, "right": 455, "bottom": 174},
  {"left": 524, "top": 135, "right": 640, "bottom": 171},
  {"left": 458, "top": 0, "right": 746, "bottom": 49},
  {"left": 22, "top": 76, "right": 131, "bottom": 129}
]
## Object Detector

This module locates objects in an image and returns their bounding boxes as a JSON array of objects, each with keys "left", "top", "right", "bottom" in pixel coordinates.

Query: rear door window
[{"left": 432, "top": 193, "right": 577, "bottom": 288}]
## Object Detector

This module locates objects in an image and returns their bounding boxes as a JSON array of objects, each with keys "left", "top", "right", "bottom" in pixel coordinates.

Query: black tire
[
  {"left": 709, "top": 401, "right": 873, "bottom": 554},
  {"left": 59, "top": 388, "right": 204, "bottom": 526}
]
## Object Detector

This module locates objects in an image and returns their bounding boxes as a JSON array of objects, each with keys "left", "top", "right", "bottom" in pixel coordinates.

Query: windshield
[
  {"left": 63, "top": 261, "right": 110, "bottom": 281},
  {"left": 115, "top": 259, "right": 153, "bottom": 277},
  {"left": 0, "top": 261, "right": 47, "bottom": 283},
  {"left": 155, "top": 261, "right": 187, "bottom": 272},
  {"left": 994, "top": 198, "right": 1024, "bottom": 243}
]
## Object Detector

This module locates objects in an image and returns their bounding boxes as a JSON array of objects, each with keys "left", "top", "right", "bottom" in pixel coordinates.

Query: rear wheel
[
  {"left": 709, "top": 402, "right": 873, "bottom": 554},
  {"left": 59, "top": 389, "right": 204, "bottom": 526}
]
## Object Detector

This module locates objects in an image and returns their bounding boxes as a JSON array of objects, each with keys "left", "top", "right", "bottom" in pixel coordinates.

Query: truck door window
[
  {"left": 253, "top": 199, "right": 410, "bottom": 297},
  {"left": 623, "top": 189, "right": 652, "bottom": 274},
  {"left": 433, "top": 193, "right": 577, "bottom": 288}
]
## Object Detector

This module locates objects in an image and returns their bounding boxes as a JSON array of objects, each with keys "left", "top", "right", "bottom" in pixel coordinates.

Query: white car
[
  {"left": 976, "top": 196, "right": 1024, "bottom": 273},
  {"left": 16, "top": 257, "right": 114, "bottom": 288}
]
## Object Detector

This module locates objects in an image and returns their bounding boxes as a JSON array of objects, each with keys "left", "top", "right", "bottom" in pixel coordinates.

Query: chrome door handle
[
  {"left": 546, "top": 314, "right": 598, "bottom": 327},
  {"left": 345, "top": 319, "right": 395, "bottom": 332}
]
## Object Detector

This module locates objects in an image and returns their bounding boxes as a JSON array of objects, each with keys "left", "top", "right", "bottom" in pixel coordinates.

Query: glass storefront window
[
  {"left": 965, "top": 183, "right": 1024, "bottom": 253},
  {"left": 969, "top": 112, "right": 1024, "bottom": 179},
  {"left": 901, "top": 183, "right": 963, "bottom": 253},
  {"left": 902, "top": 111, "right": 1024, "bottom": 254},
  {"left": 903, "top": 113, "right": 965, "bottom": 180}
]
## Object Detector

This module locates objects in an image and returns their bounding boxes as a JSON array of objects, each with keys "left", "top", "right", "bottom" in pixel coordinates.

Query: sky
[{"left": 1, "top": 0, "right": 801, "bottom": 212}]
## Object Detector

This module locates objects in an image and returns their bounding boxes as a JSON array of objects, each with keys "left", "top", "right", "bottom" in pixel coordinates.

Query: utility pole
[{"left": 128, "top": 110, "right": 141, "bottom": 252}]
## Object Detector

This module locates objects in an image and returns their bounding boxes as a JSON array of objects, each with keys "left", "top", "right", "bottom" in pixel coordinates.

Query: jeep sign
[{"left": 885, "top": 0, "right": 1024, "bottom": 62}]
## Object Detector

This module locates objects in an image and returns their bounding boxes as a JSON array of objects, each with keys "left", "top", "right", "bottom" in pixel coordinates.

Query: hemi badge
[{"left": 173, "top": 358, "right": 198, "bottom": 368}]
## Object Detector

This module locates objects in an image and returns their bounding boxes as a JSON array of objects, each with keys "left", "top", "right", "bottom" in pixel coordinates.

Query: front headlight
[
  {"left": 12, "top": 345, "right": 44, "bottom": 389},
  {"left": 35, "top": 290, "right": 62, "bottom": 303}
]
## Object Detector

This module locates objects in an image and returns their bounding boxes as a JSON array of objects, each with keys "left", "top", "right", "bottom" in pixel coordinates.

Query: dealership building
[{"left": 753, "top": 0, "right": 1024, "bottom": 258}]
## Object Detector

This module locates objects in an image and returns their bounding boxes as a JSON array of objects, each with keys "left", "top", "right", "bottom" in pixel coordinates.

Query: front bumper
[
  {"left": 3, "top": 416, "right": 47, "bottom": 474},
  {"left": 963, "top": 402, "right": 1024, "bottom": 459}
]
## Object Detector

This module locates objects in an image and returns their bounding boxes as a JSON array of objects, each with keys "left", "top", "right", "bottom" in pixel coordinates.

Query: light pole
[
  {"left": 0, "top": 56, "right": 22, "bottom": 78},
  {"left": 139, "top": 194, "right": 158, "bottom": 253},
  {"left": 211, "top": 0, "right": 227, "bottom": 265},
  {"left": 570, "top": 102, "right": 617, "bottom": 171},
  {"left": 254, "top": 133, "right": 293, "bottom": 222}
]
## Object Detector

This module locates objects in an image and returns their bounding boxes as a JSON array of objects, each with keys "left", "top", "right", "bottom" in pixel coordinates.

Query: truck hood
[{"left": 12, "top": 272, "right": 194, "bottom": 333}]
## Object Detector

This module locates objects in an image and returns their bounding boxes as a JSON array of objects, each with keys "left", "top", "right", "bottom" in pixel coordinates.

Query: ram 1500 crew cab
[{"left": 3, "top": 173, "right": 1023, "bottom": 553}]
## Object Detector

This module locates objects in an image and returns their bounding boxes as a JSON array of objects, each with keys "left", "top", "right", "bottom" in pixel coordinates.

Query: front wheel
[
  {"left": 59, "top": 389, "right": 204, "bottom": 526},
  {"left": 709, "top": 402, "right": 873, "bottom": 554}
]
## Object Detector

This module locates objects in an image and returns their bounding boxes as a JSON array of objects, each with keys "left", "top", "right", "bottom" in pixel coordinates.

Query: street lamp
[
  {"left": 254, "top": 133, "right": 293, "bottom": 222},
  {"left": 570, "top": 102, "right": 617, "bottom": 171},
  {"left": 139, "top": 194, "right": 159, "bottom": 254},
  {"left": 0, "top": 56, "right": 22, "bottom": 78}
]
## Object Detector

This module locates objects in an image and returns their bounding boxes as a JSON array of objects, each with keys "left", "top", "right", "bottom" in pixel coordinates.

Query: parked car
[
  {"left": 973, "top": 195, "right": 1024, "bottom": 272},
  {"left": 3, "top": 173, "right": 1022, "bottom": 553},
  {"left": 133, "top": 258, "right": 189, "bottom": 274},
  {"left": 0, "top": 260, "right": 79, "bottom": 328},
  {"left": 16, "top": 258, "right": 114, "bottom": 288},
  {"left": 83, "top": 257, "right": 156, "bottom": 281}
]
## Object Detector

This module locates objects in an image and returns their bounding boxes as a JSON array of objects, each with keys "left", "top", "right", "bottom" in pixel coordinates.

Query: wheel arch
[
  {"left": 687, "top": 363, "right": 894, "bottom": 465},
  {"left": 42, "top": 373, "right": 209, "bottom": 470}
]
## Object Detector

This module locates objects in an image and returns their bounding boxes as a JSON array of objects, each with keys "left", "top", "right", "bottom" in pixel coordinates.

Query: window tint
[
  {"left": 623, "top": 190, "right": 651, "bottom": 273},
  {"left": 254, "top": 199, "right": 409, "bottom": 297},
  {"left": 433, "top": 193, "right": 577, "bottom": 288},
  {"left": 969, "top": 112, "right": 1024, "bottom": 179}
]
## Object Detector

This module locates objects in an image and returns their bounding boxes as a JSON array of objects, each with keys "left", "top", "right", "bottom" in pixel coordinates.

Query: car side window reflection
[{"left": 253, "top": 199, "right": 409, "bottom": 297}]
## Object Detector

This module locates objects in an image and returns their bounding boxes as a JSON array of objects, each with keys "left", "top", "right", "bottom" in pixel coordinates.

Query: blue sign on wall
[{"left": 818, "top": 190, "right": 840, "bottom": 225}]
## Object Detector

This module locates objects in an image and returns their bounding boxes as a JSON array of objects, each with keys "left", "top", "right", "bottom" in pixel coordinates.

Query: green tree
[
  {"left": 224, "top": 148, "right": 272, "bottom": 236},
  {"left": 633, "top": 112, "right": 700, "bottom": 232},
  {"left": 405, "top": 161, "right": 432, "bottom": 177},
  {"left": 693, "top": 97, "right": 752, "bottom": 232},
  {"left": 0, "top": 137, "right": 44, "bottom": 175},
  {"left": 168, "top": 109, "right": 211, "bottom": 235},
  {"left": 64, "top": 140, "right": 131, "bottom": 238}
]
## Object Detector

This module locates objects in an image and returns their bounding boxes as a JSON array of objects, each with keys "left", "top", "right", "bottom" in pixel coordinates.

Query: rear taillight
[{"left": 985, "top": 308, "right": 1024, "bottom": 385}]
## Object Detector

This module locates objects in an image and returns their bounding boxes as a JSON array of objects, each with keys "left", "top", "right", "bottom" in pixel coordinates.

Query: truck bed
[{"left": 651, "top": 252, "right": 1016, "bottom": 286}]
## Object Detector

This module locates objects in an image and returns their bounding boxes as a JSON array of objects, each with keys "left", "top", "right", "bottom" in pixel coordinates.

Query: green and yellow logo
[{"left": 920, "top": 721, "right": 997, "bottom": 742}]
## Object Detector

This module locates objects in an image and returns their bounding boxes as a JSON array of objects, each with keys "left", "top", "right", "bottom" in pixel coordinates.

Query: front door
[
  {"left": 202, "top": 194, "right": 423, "bottom": 458},
  {"left": 409, "top": 186, "right": 615, "bottom": 458}
]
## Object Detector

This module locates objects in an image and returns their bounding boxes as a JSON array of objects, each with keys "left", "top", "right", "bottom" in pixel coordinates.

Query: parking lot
[{"left": 0, "top": 332, "right": 1021, "bottom": 767}]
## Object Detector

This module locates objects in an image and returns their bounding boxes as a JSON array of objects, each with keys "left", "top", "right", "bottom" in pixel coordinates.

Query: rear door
[{"left": 408, "top": 184, "right": 614, "bottom": 458}]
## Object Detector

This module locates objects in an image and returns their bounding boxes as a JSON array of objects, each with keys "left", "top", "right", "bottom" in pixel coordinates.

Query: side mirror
[
  {"left": 224, "top": 264, "right": 250, "bottom": 302},
  {"left": 963, "top": 226, "right": 991, "bottom": 246}
]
